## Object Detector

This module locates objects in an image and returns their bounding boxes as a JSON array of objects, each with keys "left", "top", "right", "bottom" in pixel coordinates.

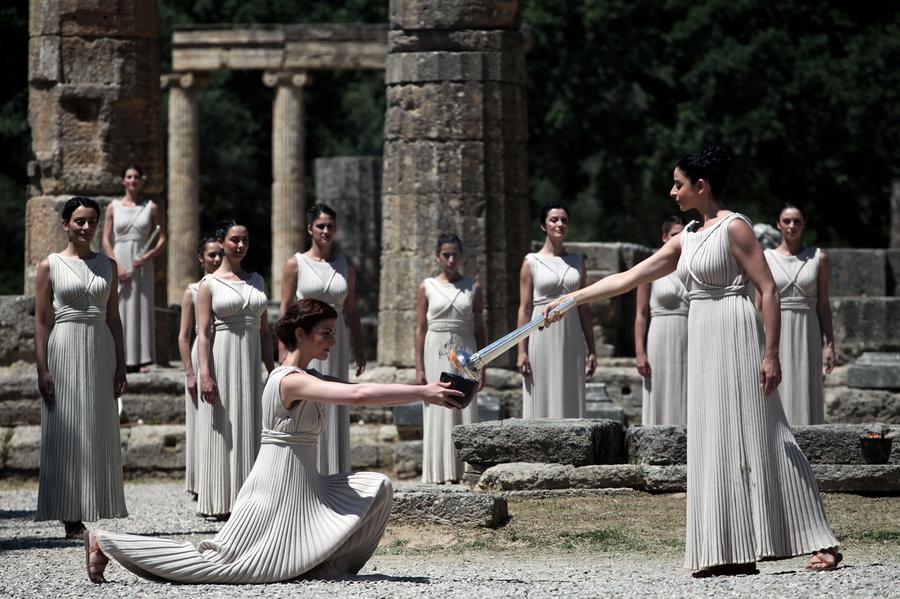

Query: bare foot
[
  {"left": 807, "top": 548, "right": 842, "bottom": 572},
  {"left": 83, "top": 531, "right": 109, "bottom": 584}
]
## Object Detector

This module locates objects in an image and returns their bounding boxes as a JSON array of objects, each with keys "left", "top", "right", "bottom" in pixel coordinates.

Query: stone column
[
  {"left": 891, "top": 180, "right": 900, "bottom": 249},
  {"left": 264, "top": 71, "right": 310, "bottom": 301},
  {"left": 161, "top": 72, "right": 205, "bottom": 305},
  {"left": 378, "top": 0, "right": 529, "bottom": 366},
  {"left": 26, "top": 0, "right": 164, "bottom": 294}
]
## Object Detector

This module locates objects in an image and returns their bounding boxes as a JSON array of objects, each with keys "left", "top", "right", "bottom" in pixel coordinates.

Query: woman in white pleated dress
[
  {"left": 415, "top": 233, "right": 486, "bottom": 483},
  {"left": 517, "top": 202, "right": 597, "bottom": 419},
  {"left": 196, "top": 220, "right": 275, "bottom": 518},
  {"left": 759, "top": 204, "right": 835, "bottom": 425},
  {"left": 544, "top": 145, "right": 840, "bottom": 576},
  {"left": 83, "top": 299, "right": 463, "bottom": 584},
  {"left": 634, "top": 215, "right": 689, "bottom": 425},
  {"left": 176, "top": 237, "right": 223, "bottom": 499},
  {"left": 102, "top": 165, "right": 166, "bottom": 371},
  {"left": 279, "top": 203, "right": 367, "bottom": 475},
  {"left": 34, "top": 197, "right": 128, "bottom": 539}
]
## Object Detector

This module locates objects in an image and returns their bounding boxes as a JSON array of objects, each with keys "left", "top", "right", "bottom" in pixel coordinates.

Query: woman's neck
[
  {"left": 218, "top": 258, "right": 245, "bottom": 278},
  {"left": 777, "top": 238, "right": 804, "bottom": 255},
  {"left": 122, "top": 190, "right": 140, "bottom": 204},
  {"left": 436, "top": 270, "right": 462, "bottom": 283},
  {"left": 63, "top": 241, "right": 94, "bottom": 259},
  {"left": 697, "top": 199, "right": 726, "bottom": 225},
  {"left": 307, "top": 243, "right": 332, "bottom": 261},
  {"left": 283, "top": 349, "right": 313, "bottom": 370},
  {"left": 540, "top": 237, "right": 566, "bottom": 256}
]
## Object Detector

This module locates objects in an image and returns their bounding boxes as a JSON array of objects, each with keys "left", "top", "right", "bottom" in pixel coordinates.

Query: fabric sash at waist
[
  {"left": 650, "top": 307, "right": 689, "bottom": 317},
  {"left": 428, "top": 318, "right": 471, "bottom": 333},
  {"left": 54, "top": 306, "right": 105, "bottom": 324},
  {"left": 260, "top": 429, "right": 319, "bottom": 447},
  {"left": 780, "top": 296, "right": 816, "bottom": 312},
  {"left": 115, "top": 233, "right": 145, "bottom": 242},
  {"left": 688, "top": 286, "right": 748, "bottom": 301},
  {"left": 214, "top": 315, "right": 259, "bottom": 331}
]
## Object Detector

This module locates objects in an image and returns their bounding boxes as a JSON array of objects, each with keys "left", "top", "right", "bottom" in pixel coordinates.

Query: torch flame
[
  {"left": 448, "top": 349, "right": 462, "bottom": 371},
  {"left": 865, "top": 431, "right": 883, "bottom": 439}
]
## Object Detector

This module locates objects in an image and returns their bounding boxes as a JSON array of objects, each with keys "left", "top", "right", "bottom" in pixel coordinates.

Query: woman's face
[
  {"left": 63, "top": 206, "right": 100, "bottom": 244},
  {"left": 777, "top": 208, "right": 805, "bottom": 243},
  {"left": 198, "top": 242, "right": 223, "bottom": 273},
  {"left": 670, "top": 168, "right": 698, "bottom": 212},
  {"left": 308, "top": 214, "right": 336, "bottom": 246},
  {"left": 221, "top": 225, "right": 249, "bottom": 261},
  {"left": 541, "top": 208, "right": 569, "bottom": 241},
  {"left": 661, "top": 223, "right": 684, "bottom": 244},
  {"left": 435, "top": 243, "right": 462, "bottom": 275},
  {"left": 123, "top": 168, "right": 143, "bottom": 193},
  {"left": 300, "top": 318, "right": 337, "bottom": 360}
]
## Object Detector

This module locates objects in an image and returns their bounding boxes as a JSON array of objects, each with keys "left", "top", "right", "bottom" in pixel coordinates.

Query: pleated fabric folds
[
  {"left": 678, "top": 214, "right": 837, "bottom": 570},
  {"left": 641, "top": 272, "right": 689, "bottom": 426},
  {"left": 184, "top": 281, "right": 201, "bottom": 495},
  {"left": 97, "top": 366, "right": 392, "bottom": 583},
  {"left": 36, "top": 253, "right": 127, "bottom": 522}
]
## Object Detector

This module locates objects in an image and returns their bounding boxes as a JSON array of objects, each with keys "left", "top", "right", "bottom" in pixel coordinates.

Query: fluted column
[
  {"left": 162, "top": 72, "right": 205, "bottom": 305},
  {"left": 264, "top": 70, "right": 310, "bottom": 300},
  {"left": 891, "top": 180, "right": 900, "bottom": 249}
]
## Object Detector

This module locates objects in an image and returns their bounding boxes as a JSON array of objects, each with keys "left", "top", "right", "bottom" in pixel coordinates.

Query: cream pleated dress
[
  {"left": 421, "top": 276, "right": 480, "bottom": 483},
  {"left": 95, "top": 366, "right": 392, "bottom": 583},
  {"left": 110, "top": 199, "right": 156, "bottom": 367},
  {"left": 764, "top": 247, "right": 825, "bottom": 425},
  {"left": 183, "top": 281, "right": 203, "bottom": 496},
  {"left": 641, "top": 272, "right": 689, "bottom": 426},
  {"left": 294, "top": 252, "right": 351, "bottom": 475},
  {"left": 36, "top": 253, "right": 127, "bottom": 522},
  {"left": 522, "top": 253, "right": 585, "bottom": 419},
  {"left": 678, "top": 214, "right": 837, "bottom": 570},
  {"left": 195, "top": 273, "right": 267, "bottom": 516}
]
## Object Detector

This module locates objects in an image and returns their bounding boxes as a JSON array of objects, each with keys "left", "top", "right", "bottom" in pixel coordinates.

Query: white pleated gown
[
  {"left": 195, "top": 274, "right": 267, "bottom": 516},
  {"left": 96, "top": 366, "right": 392, "bottom": 583},
  {"left": 36, "top": 253, "right": 127, "bottom": 522},
  {"left": 641, "top": 272, "right": 689, "bottom": 426},
  {"left": 522, "top": 253, "right": 585, "bottom": 419},
  {"left": 184, "top": 281, "right": 202, "bottom": 495},
  {"left": 421, "top": 277, "right": 479, "bottom": 483},
  {"left": 110, "top": 199, "right": 156, "bottom": 367},
  {"left": 679, "top": 214, "right": 837, "bottom": 570},
  {"left": 294, "top": 252, "right": 351, "bottom": 475},
  {"left": 764, "top": 247, "right": 825, "bottom": 425}
]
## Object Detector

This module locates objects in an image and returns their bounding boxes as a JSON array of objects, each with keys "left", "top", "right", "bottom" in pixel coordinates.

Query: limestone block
[
  {"left": 393, "top": 403, "right": 423, "bottom": 428},
  {"left": 0, "top": 296, "right": 37, "bottom": 365},
  {"left": 641, "top": 465, "right": 687, "bottom": 493},
  {"left": 376, "top": 308, "right": 417, "bottom": 366},
  {"left": 391, "top": 489, "right": 508, "bottom": 528},
  {"left": 812, "top": 464, "right": 900, "bottom": 493},
  {"left": 568, "top": 464, "right": 644, "bottom": 489},
  {"left": 123, "top": 424, "right": 184, "bottom": 470},
  {"left": 831, "top": 298, "right": 900, "bottom": 358},
  {"left": 477, "top": 462, "right": 572, "bottom": 491},
  {"left": 30, "top": 0, "right": 159, "bottom": 39},
  {"left": 592, "top": 365, "right": 643, "bottom": 425},
  {"left": 793, "top": 424, "right": 899, "bottom": 464},
  {"left": 827, "top": 249, "right": 886, "bottom": 297},
  {"left": 393, "top": 440, "right": 423, "bottom": 479},
  {"left": 350, "top": 438, "right": 379, "bottom": 470},
  {"left": 626, "top": 425, "right": 687, "bottom": 465},
  {"left": 389, "top": 29, "right": 526, "bottom": 54},
  {"left": 390, "top": 0, "right": 521, "bottom": 31},
  {"left": 477, "top": 393, "right": 502, "bottom": 422},
  {"left": 28, "top": 35, "right": 62, "bottom": 83},
  {"left": 120, "top": 394, "right": 185, "bottom": 425},
  {"left": 386, "top": 51, "right": 523, "bottom": 85},
  {"left": 825, "top": 387, "right": 900, "bottom": 424},
  {"left": 5, "top": 425, "right": 42, "bottom": 471},
  {"left": 385, "top": 83, "right": 486, "bottom": 141},
  {"left": 452, "top": 418, "right": 626, "bottom": 466},
  {"left": 847, "top": 353, "right": 900, "bottom": 389},
  {"left": 382, "top": 140, "right": 487, "bottom": 196}
]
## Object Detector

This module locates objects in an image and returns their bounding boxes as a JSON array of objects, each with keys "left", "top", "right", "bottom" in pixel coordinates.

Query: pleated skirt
[
  {"left": 778, "top": 309, "right": 825, "bottom": 425},
  {"left": 96, "top": 443, "right": 392, "bottom": 583},
  {"left": 309, "top": 313, "right": 351, "bottom": 475},
  {"left": 641, "top": 315, "right": 688, "bottom": 426},
  {"left": 36, "top": 321, "right": 127, "bottom": 521},
  {"left": 115, "top": 240, "right": 155, "bottom": 367},
  {"left": 684, "top": 296, "right": 838, "bottom": 570},
  {"left": 523, "top": 307, "right": 585, "bottom": 419},
  {"left": 184, "top": 341, "right": 199, "bottom": 494}
]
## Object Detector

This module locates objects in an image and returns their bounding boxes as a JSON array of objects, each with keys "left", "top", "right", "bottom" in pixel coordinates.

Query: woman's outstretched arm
[{"left": 279, "top": 371, "right": 463, "bottom": 411}]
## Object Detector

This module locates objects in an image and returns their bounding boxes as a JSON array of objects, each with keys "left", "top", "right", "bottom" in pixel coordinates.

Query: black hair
[
  {"left": 661, "top": 214, "right": 685, "bottom": 236},
  {"left": 777, "top": 202, "right": 806, "bottom": 222},
  {"left": 538, "top": 201, "right": 569, "bottom": 226},
  {"left": 435, "top": 232, "right": 464, "bottom": 255},
  {"left": 121, "top": 164, "right": 144, "bottom": 179},
  {"left": 61, "top": 196, "right": 101, "bottom": 222},
  {"left": 196, "top": 235, "right": 220, "bottom": 256},
  {"left": 214, "top": 219, "right": 246, "bottom": 241},
  {"left": 276, "top": 299, "right": 338, "bottom": 350},
  {"left": 306, "top": 202, "right": 337, "bottom": 227},
  {"left": 675, "top": 144, "right": 734, "bottom": 197}
]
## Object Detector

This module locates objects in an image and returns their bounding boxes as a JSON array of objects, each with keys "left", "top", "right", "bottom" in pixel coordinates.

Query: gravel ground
[{"left": 1, "top": 481, "right": 898, "bottom": 598}]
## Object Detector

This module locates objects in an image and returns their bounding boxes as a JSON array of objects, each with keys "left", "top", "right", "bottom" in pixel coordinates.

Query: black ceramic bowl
[{"left": 439, "top": 372, "right": 478, "bottom": 409}]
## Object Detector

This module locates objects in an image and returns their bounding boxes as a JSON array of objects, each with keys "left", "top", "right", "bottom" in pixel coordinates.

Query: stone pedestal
[
  {"left": 378, "top": 0, "right": 530, "bottom": 366},
  {"left": 264, "top": 71, "right": 309, "bottom": 300},
  {"left": 848, "top": 353, "right": 900, "bottom": 390},
  {"left": 161, "top": 72, "right": 204, "bottom": 305}
]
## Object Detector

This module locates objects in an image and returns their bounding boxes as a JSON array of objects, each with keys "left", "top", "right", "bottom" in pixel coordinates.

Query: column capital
[
  {"left": 160, "top": 72, "right": 209, "bottom": 91},
  {"left": 263, "top": 70, "right": 312, "bottom": 88}
]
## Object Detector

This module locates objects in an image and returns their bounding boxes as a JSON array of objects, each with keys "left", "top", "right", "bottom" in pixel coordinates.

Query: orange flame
[
  {"left": 865, "top": 431, "right": 883, "bottom": 439},
  {"left": 448, "top": 349, "right": 461, "bottom": 371}
]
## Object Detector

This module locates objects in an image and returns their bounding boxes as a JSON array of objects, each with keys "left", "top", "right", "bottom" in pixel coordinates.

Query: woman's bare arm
[
  {"left": 577, "top": 261, "right": 597, "bottom": 378},
  {"left": 816, "top": 249, "right": 836, "bottom": 374},
  {"left": 105, "top": 258, "right": 127, "bottom": 398},
  {"left": 177, "top": 287, "right": 196, "bottom": 396},
  {"left": 344, "top": 261, "right": 367, "bottom": 376},
  {"left": 278, "top": 255, "right": 299, "bottom": 361},
  {"left": 516, "top": 259, "right": 534, "bottom": 377},
  {"left": 34, "top": 259, "right": 53, "bottom": 404},
  {"left": 196, "top": 280, "right": 218, "bottom": 403},
  {"left": 279, "top": 371, "right": 463, "bottom": 411},
  {"left": 414, "top": 282, "right": 428, "bottom": 385},
  {"left": 634, "top": 282, "right": 651, "bottom": 377}
]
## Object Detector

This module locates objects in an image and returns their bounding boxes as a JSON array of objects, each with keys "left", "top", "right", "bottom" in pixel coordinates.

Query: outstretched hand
[
  {"left": 422, "top": 381, "right": 464, "bottom": 409},
  {"left": 541, "top": 297, "right": 566, "bottom": 327},
  {"left": 760, "top": 354, "right": 782, "bottom": 397}
]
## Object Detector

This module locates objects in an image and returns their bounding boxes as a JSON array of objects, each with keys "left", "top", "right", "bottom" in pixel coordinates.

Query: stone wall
[{"left": 378, "top": 0, "right": 530, "bottom": 366}]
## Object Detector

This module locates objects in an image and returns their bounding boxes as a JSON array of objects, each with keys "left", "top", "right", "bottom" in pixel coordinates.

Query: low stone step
[
  {"left": 391, "top": 487, "right": 508, "bottom": 528},
  {"left": 848, "top": 353, "right": 900, "bottom": 390}
]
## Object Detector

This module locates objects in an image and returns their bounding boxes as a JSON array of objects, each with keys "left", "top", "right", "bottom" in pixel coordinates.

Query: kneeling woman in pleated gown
[
  {"left": 83, "top": 298, "right": 464, "bottom": 584},
  {"left": 543, "top": 145, "right": 840, "bottom": 576}
]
